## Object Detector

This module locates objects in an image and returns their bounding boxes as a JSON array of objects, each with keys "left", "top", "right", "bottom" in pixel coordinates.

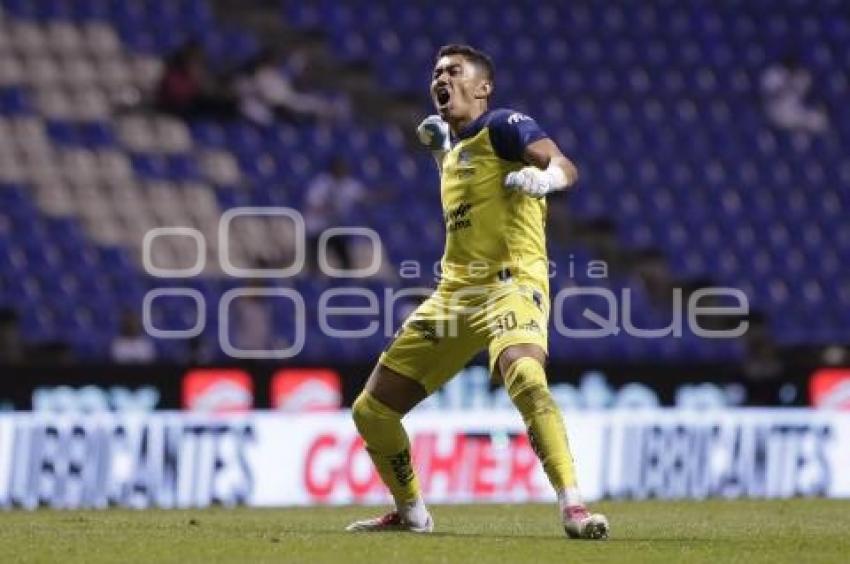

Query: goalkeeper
[{"left": 346, "top": 44, "right": 609, "bottom": 540}]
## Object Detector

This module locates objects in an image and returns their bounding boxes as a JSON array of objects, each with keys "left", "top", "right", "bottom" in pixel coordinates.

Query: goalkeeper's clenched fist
[
  {"left": 504, "top": 164, "right": 571, "bottom": 199},
  {"left": 416, "top": 114, "right": 450, "bottom": 152},
  {"left": 417, "top": 115, "right": 450, "bottom": 172}
]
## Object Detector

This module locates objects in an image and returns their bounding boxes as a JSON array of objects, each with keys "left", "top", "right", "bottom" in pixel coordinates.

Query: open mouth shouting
[{"left": 435, "top": 85, "right": 451, "bottom": 112}]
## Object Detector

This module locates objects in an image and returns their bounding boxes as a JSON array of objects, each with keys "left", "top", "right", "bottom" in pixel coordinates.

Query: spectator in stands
[
  {"left": 634, "top": 250, "right": 675, "bottom": 308},
  {"left": 156, "top": 40, "right": 236, "bottom": 119},
  {"left": 304, "top": 157, "right": 365, "bottom": 273},
  {"left": 821, "top": 345, "right": 848, "bottom": 366},
  {"left": 229, "top": 279, "right": 284, "bottom": 354},
  {"left": 0, "top": 308, "right": 21, "bottom": 363},
  {"left": 761, "top": 55, "right": 828, "bottom": 134},
  {"left": 233, "top": 48, "right": 341, "bottom": 125},
  {"left": 111, "top": 311, "right": 156, "bottom": 364},
  {"left": 741, "top": 314, "right": 784, "bottom": 404}
]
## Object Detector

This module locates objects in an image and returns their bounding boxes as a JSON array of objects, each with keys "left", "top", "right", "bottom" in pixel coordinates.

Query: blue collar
[{"left": 451, "top": 110, "right": 492, "bottom": 144}]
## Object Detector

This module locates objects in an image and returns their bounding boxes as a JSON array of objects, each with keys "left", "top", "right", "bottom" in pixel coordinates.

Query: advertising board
[{"left": 1, "top": 409, "right": 846, "bottom": 509}]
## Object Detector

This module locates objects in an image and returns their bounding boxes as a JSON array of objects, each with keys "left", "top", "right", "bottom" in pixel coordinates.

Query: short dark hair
[{"left": 436, "top": 44, "right": 494, "bottom": 83}]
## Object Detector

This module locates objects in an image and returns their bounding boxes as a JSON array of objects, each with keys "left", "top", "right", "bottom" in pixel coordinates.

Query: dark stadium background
[
  {"left": 0, "top": 0, "right": 848, "bottom": 513},
  {"left": 1, "top": 0, "right": 847, "bottom": 409}
]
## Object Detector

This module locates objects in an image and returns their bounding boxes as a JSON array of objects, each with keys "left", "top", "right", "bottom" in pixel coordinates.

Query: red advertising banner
[
  {"left": 809, "top": 368, "right": 850, "bottom": 409},
  {"left": 271, "top": 368, "right": 341, "bottom": 412},
  {"left": 182, "top": 368, "right": 253, "bottom": 412},
  {"left": 303, "top": 431, "right": 542, "bottom": 503}
]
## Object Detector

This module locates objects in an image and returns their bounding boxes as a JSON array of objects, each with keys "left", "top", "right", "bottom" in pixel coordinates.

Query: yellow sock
[
  {"left": 351, "top": 391, "right": 421, "bottom": 504},
  {"left": 504, "top": 357, "right": 578, "bottom": 491}
]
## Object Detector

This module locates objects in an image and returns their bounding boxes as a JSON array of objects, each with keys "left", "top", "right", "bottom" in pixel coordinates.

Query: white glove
[
  {"left": 416, "top": 115, "right": 450, "bottom": 152},
  {"left": 504, "top": 164, "right": 569, "bottom": 199}
]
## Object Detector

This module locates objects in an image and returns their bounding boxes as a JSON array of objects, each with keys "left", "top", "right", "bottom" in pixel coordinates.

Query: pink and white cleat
[
  {"left": 563, "top": 505, "right": 609, "bottom": 540},
  {"left": 345, "top": 510, "right": 434, "bottom": 533}
]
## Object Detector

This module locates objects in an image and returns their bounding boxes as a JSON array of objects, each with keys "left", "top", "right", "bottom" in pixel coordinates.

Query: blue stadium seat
[{"left": 0, "top": 0, "right": 845, "bottom": 362}]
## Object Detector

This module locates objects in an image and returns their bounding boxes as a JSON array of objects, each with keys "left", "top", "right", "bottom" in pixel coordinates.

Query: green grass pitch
[{"left": 2, "top": 500, "right": 848, "bottom": 563}]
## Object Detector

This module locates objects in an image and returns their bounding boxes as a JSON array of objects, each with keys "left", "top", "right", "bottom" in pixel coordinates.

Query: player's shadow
[
  {"left": 428, "top": 532, "right": 710, "bottom": 543},
  {"left": 428, "top": 531, "right": 575, "bottom": 543},
  {"left": 280, "top": 526, "right": 707, "bottom": 544}
]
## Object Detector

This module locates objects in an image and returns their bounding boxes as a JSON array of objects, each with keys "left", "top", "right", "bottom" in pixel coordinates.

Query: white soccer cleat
[
  {"left": 563, "top": 505, "right": 609, "bottom": 540},
  {"left": 345, "top": 510, "right": 434, "bottom": 533}
]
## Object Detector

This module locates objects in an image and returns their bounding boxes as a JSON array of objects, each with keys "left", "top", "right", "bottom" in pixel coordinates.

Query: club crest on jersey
[{"left": 458, "top": 149, "right": 472, "bottom": 165}]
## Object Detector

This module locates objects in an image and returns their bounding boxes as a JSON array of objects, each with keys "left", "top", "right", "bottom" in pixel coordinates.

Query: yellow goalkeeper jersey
[{"left": 438, "top": 108, "right": 550, "bottom": 293}]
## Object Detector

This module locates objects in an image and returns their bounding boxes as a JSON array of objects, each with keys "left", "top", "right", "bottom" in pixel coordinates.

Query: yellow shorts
[{"left": 379, "top": 281, "right": 549, "bottom": 394}]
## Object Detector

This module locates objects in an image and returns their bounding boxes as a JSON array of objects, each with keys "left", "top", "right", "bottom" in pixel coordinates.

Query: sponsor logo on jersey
[
  {"left": 520, "top": 319, "right": 542, "bottom": 334},
  {"left": 507, "top": 112, "right": 531, "bottom": 124},
  {"left": 409, "top": 319, "right": 440, "bottom": 344},
  {"left": 444, "top": 202, "right": 473, "bottom": 232}
]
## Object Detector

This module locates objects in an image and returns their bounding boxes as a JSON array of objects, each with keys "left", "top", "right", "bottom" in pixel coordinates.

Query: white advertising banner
[{"left": 0, "top": 409, "right": 847, "bottom": 509}]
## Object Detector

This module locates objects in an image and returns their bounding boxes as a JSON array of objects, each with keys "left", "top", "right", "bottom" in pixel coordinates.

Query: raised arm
[
  {"left": 523, "top": 138, "right": 579, "bottom": 187},
  {"left": 504, "top": 137, "right": 579, "bottom": 199}
]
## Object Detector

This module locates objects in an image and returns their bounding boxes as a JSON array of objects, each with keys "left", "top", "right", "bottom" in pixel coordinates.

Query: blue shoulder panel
[
  {"left": 485, "top": 108, "right": 548, "bottom": 162},
  {"left": 454, "top": 108, "right": 548, "bottom": 162}
]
